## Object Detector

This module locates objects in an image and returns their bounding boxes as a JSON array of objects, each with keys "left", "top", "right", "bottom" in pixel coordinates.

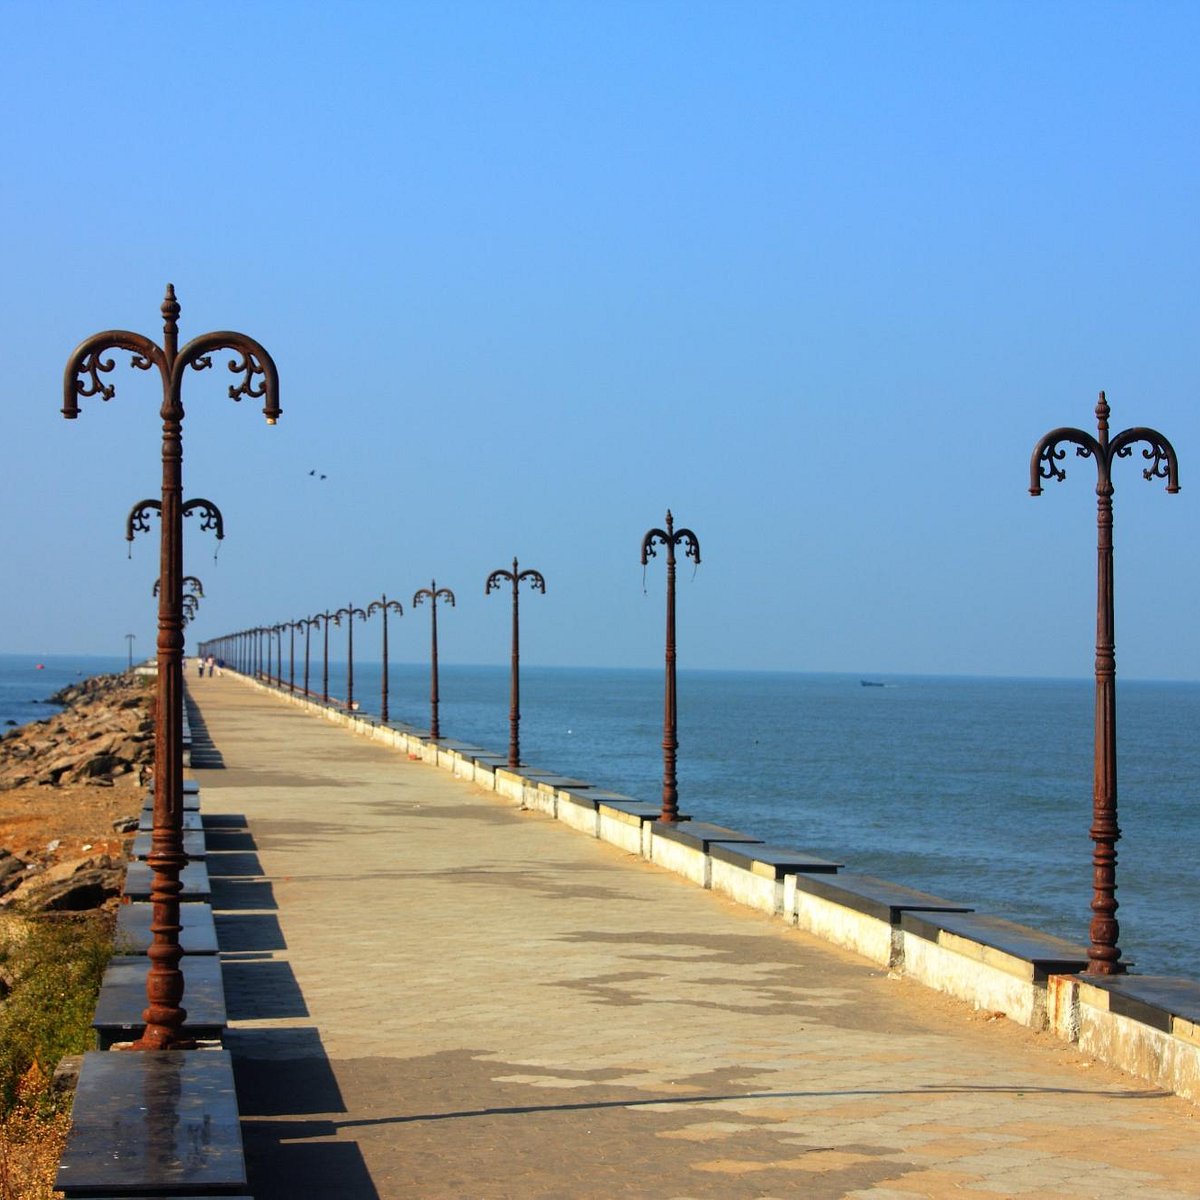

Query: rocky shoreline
[{"left": 0, "top": 672, "right": 153, "bottom": 915}]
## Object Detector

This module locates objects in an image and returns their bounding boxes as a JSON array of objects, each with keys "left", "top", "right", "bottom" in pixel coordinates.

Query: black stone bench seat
[
  {"left": 148, "top": 780, "right": 201, "bottom": 795},
  {"left": 115, "top": 902, "right": 219, "bottom": 956},
  {"left": 558, "top": 787, "right": 638, "bottom": 812},
  {"left": 652, "top": 821, "right": 765, "bottom": 852},
  {"left": 899, "top": 911, "right": 1090, "bottom": 978},
  {"left": 132, "top": 831, "right": 207, "bottom": 860},
  {"left": 93, "top": 956, "right": 227, "bottom": 1049},
  {"left": 143, "top": 793, "right": 200, "bottom": 812},
  {"left": 1075, "top": 974, "right": 1200, "bottom": 1033},
  {"left": 710, "top": 841, "right": 843, "bottom": 878},
  {"left": 55, "top": 1049, "right": 246, "bottom": 1198},
  {"left": 124, "top": 861, "right": 212, "bottom": 903},
  {"left": 139, "top": 811, "right": 203, "bottom": 833},
  {"left": 598, "top": 798, "right": 667, "bottom": 819},
  {"left": 794, "top": 872, "right": 974, "bottom": 924},
  {"left": 533, "top": 775, "right": 592, "bottom": 791}
]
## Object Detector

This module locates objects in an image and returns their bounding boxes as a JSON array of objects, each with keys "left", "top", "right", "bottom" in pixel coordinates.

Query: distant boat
[
  {"left": 35, "top": 663, "right": 44, "bottom": 670},
  {"left": 860, "top": 680, "right": 884, "bottom": 687}
]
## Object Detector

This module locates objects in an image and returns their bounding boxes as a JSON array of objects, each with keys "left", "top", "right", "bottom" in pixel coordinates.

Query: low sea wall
[{"left": 238, "top": 671, "right": 1200, "bottom": 1106}]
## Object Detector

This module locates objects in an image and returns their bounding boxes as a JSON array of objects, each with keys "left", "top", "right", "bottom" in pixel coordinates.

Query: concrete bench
[
  {"left": 596, "top": 798, "right": 665, "bottom": 856},
  {"left": 709, "top": 842, "right": 843, "bottom": 914},
  {"left": 899, "top": 910, "right": 1089, "bottom": 1028},
  {"left": 124, "top": 861, "right": 212, "bottom": 903},
  {"left": 1053, "top": 973, "right": 1200, "bottom": 1103},
  {"left": 495, "top": 767, "right": 594, "bottom": 814},
  {"left": 554, "top": 787, "right": 635, "bottom": 837},
  {"left": 132, "top": 830, "right": 206, "bottom": 859},
  {"left": 650, "top": 821, "right": 765, "bottom": 887},
  {"left": 55, "top": 1049, "right": 247, "bottom": 1197},
  {"left": 92, "top": 955, "right": 227, "bottom": 1050},
  {"left": 115, "top": 902, "right": 219, "bottom": 956},
  {"left": 789, "top": 872, "right": 973, "bottom": 968}
]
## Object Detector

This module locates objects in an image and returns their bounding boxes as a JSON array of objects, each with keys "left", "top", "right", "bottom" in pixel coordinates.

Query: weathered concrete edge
[{"left": 235, "top": 672, "right": 1200, "bottom": 1105}]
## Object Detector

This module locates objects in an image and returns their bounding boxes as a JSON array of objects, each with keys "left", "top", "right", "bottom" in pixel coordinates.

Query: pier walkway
[{"left": 187, "top": 672, "right": 1199, "bottom": 1199}]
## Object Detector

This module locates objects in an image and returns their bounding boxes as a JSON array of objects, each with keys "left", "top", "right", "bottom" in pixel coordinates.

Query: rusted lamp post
[
  {"left": 366, "top": 595, "right": 404, "bottom": 722},
  {"left": 314, "top": 610, "right": 335, "bottom": 703},
  {"left": 286, "top": 619, "right": 300, "bottom": 693},
  {"left": 485, "top": 558, "right": 546, "bottom": 768},
  {"left": 1030, "top": 391, "right": 1179, "bottom": 975},
  {"left": 302, "top": 614, "right": 322, "bottom": 698},
  {"left": 641, "top": 510, "right": 701, "bottom": 823},
  {"left": 63, "top": 284, "right": 279, "bottom": 1050},
  {"left": 334, "top": 603, "right": 367, "bottom": 711},
  {"left": 413, "top": 580, "right": 455, "bottom": 739}
]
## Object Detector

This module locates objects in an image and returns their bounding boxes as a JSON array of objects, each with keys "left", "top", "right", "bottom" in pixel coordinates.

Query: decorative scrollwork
[
  {"left": 519, "top": 570, "right": 547, "bottom": 593},
  {"left": 1113, "top": 429, "right": 1179, "bottom": 488},
  {"left": 1028, "top": 427, "right": 1099, "bottom": 494},
  {"left": 77, "top": 350, "right": 116, "bottom": 400},
  {"left": 226, "top": 350, "right": 268, "bottom": 401},
  {"left": 126, "top": 499, "right": 161, "bottom": 540},
  {"left": 640, "top": 529, "right": 667, "bottom": 563},
  {"left": 182, "top": 499, "right": 225, "bottom": 538},
  {"left": 485, "top": 570, "right": 513, "bottom": 594},
  {"left": 188, "top": 352, "right": 214, "bottom": 375}
]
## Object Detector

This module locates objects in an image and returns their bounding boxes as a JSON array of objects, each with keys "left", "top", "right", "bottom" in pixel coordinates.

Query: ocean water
[
  {"left": 7, "top": 653, "right": 1198, "bottom": 982},
  {"left": 0, "top": 653, "right": 128, "bottom": 731},
  {"left": 314, "top": 658, "right": 1200, "bottom": 983}
]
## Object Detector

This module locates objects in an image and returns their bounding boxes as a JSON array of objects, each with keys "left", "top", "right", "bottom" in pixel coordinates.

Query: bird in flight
[{"left": 308, "top": 469, "right": 328, "bottom": 480}]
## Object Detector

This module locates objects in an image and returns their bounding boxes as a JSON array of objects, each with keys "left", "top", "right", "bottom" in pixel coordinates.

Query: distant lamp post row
[
  {"left": 1030, "top": 392, "right": 1178, "bottom": 976},
  {"left": 64, "top": 285, "right": 279, "bottom": 1051}
]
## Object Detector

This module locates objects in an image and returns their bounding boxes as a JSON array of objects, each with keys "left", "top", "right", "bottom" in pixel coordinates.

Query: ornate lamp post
[
  {"left": 641, "top": 510, "right": 701, "bottom": 824},
  {"left": 334, "top": 603, "right": 367, "bottom": 710},
  {"left": 1030, "top": 392, "right": 1179, "bottom": 975},
  {"left": 366, "top": 595, "right": 404, "bottom": 722},
  {"left": 302, "top": 614, "right": 322, "bottom": 698},
  {"left": 485, "top": 558, "right": 546, "bottom": 768},
  {"left": 314, "top": 610, "right": 335, "bottom": 703},
  {"left": 286, "top": 619, "right": 300, "bottom": 693},
  {"left": 413, "top": 580, "right": 455, "bottom": 739},
  {"left": 63, "top": 284, "right": 279, "bottom": 1049}
]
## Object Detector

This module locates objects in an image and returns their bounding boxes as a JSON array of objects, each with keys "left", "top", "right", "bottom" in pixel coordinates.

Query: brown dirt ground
[{"left": 0, "top": 779, "right": 139, "bottom": 869}]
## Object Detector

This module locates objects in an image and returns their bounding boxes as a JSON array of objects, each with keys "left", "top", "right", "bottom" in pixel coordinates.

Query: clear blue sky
[{"left": 2, "top": 1, "right": 1197, "bottom": 678}]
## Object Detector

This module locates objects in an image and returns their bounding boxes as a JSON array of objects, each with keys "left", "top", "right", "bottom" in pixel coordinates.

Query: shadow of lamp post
[
  {"left": 63, "top": 283, "right": 279, "bottom": 1050},
  {"left": 413, "top": 580, "right": 455, "bottom": 740},
  {"left": 367, "top": 595, "right": 404, "bottom": 722},
  {"left": 485, "top": 558, "right": 546, "bottom": 768},
  {"left": 1030, "top": 391, "right": 1179, "bottom": 975},
  {"left": 641, "top": 510, "right": 701, "bottom": 824}
]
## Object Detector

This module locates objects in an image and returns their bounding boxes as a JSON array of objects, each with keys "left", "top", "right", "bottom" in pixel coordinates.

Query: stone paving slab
[{"left": 187, "top": 673, "right": 1200, "bottom": 1200}]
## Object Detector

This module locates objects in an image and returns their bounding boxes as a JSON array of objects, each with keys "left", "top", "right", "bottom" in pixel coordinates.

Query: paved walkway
[{"left": 188, "top": 673, "right": 1199, "bottom": 1200}]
